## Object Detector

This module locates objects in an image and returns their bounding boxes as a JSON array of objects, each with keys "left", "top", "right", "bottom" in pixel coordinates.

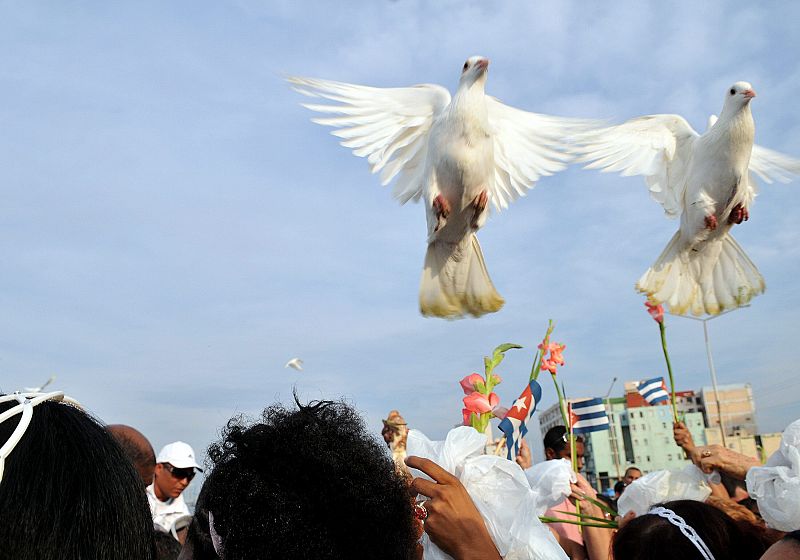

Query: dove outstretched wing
[
  {"left": 573, "top": 114, "right": 700, "bottom": 218},
  {"left": 288, "top": 76, "right": 451, "bottom": 205},
  {"left": 485, "top": 96, "right": 596, "bottom": 211}
]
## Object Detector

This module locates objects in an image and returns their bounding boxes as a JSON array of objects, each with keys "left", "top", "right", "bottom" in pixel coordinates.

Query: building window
[
  {"left": 668, "top": 454, "right": 673, "bottom": 461},
  {"left": 662, "top": 422, "right": 667, "bottom": 429},
  {"left": 646, "top": 455, "right": 651, "bottom": 462},
  {"left": 641, "top": 424, "right": 646, "bottom": 431},
  {"left": 634, "top": 439, "right": 639, "bottom": 445},
  {"left": 639, "top": 411, "right": 643, "bottom": 418},
  {"left": 643, "top": 438, "right": 648, "bottom": 445}
]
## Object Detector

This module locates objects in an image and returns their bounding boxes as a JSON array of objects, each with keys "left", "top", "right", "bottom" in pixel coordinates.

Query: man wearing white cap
[{"left": 147, "top": 441, "right": 202, "bottom": 535}]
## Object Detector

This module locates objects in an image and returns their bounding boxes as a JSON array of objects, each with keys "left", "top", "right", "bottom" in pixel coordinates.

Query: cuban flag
[
  {"left": 637, "top": 377, "right": 670, "bottom": 405},
  {"left": 569, "top": 398, "right": 610, "bottom": 435},
  {"left": 498, "top": 379, "right": 542, "bottom": 460}
]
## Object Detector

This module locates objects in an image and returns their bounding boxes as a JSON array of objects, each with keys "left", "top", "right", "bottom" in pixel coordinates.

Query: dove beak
[
  {"left": 476, "top": 59, "right": 489, "bottom": 71},
  {"left": 743, "top": 89, "right": 756, "bottom": 99}
]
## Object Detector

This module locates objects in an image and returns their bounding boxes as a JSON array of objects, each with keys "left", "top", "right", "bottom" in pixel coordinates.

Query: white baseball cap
[{"left": 156, "top": 441, "right": 203, "bottom": 471}]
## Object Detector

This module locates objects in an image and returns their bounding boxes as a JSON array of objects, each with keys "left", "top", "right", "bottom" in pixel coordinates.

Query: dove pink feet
[
  {"left": 705, "top": 214, "right": 718, "bottom": 231},
  {"left": 432, "top": 194, "right": 451, "bottom": 232},
  {"left": 728, "top": 204, "right": 749, "bottom": 225},
  {"left": 471, "top": 190, "right": 488, "bottom": 229}
]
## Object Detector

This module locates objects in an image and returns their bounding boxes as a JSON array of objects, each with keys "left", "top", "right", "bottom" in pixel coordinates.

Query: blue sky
[{"left": 2, "top": 1, "right": 799, "bottom": 477}]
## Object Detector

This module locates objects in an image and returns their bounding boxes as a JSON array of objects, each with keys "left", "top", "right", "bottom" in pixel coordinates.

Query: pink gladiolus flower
[
  {"left": 540, "top": 358, "right": 558, "bottom": 375},
  {"left": 463, "top": 391, "right": 499, "bottom": 413},
  {"left": 645, "top": 301, "right": 664, "bottom": 324},
  {"left": 549, "top": 343, "right": 566, "bottom": 366},
  {"left": 459, "top": 373, "right": 484, "bottom": 395},
  {"left": 462, "top": 408, "right": 473, "bottom": 426}
]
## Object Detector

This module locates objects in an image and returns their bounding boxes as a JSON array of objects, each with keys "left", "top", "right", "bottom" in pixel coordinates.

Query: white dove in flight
[
  {"left": 575, "top": 82, "right": 800, "bottom": 315},
  {"left": 289, "top": 56, "right": 592, "bottom": 319},
  {"left": 285, "top": 358, "right": 303, "bottom": 371}
]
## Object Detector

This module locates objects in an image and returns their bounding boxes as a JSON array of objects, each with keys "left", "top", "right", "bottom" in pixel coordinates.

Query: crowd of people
[{"left": 0, "top": 388, "right": 798, "bottom": 559}]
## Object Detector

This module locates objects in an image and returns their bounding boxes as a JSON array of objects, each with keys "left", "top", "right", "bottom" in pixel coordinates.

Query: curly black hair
[{"left": 181, "top": 398, "right": 417, "bottom": 560}]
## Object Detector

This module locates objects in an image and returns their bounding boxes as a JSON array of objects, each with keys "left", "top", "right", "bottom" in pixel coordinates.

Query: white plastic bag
[
  {"left": 617, "top": 464, "right": 711, "bottom": 517},
  {"left": 406, "top": 427, "right": 567, "bottom": 560},
  {"left": 524, "top": 459, "right": 576, "bottom": 516},
  {"left": 746, "top": 419, "right": 800, "bottom": 531}
]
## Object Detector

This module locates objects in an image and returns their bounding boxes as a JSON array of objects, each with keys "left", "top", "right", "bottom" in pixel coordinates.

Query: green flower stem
[
  {"left": 554, "top": 510, "right": 614, "bottom": 524},
  {"left": 659, "top": 322, "right": 679, "bottom": 424},
  {"left": 551, "top": 374, "right": 569, "bottom": 428},
  {"left": 539, "top": 517, "right": 617, "bottom": 529}
]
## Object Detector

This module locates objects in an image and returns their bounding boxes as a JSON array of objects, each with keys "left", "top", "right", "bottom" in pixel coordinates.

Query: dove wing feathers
[
  {"left": 485, "top": 96, "right": 593, "bottom": 211},
  {"left": 288, "top": 76, "right": 451, "bottom": 204},
  {"left": 574, "top": 114, "right": 699, "bottom": 218},
  {"left": 749, "top": 144, "right": 800, "bottom": 184}
]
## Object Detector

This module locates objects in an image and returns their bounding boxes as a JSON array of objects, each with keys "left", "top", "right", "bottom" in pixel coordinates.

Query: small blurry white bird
[
  {"left": 285, "top": 358, "right": 303, "bottom": 371},
  {"left": 575, "top": 82, "right": 800, "bottom": 315},
  {"left": 23, "top": 375, "right": 56, "bottom": 393},
  {"left": 289, "top": 57, "right": 592, "bottom": 319}
]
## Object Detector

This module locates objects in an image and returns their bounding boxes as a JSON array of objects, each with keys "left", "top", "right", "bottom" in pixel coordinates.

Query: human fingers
[
  {"left": 409, "top": 476, "right": 441, "bottom": 499},
  {"left": 405, "top": 456, "right": 458, "bottom": 485}
]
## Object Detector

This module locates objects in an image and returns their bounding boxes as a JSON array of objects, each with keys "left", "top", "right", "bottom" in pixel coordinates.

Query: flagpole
[
  {"left": 665, "top": 306, "right": 748, "bottom": 449},
  {"left": 603, "top": 377, "right": 622, "bottom": 484}
]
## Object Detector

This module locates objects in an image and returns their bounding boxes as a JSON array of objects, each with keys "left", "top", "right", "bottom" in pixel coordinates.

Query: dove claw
[
  {"left": 705, "top": 214, "right": 718, "bottom": 231},
  {"left": 471, "top": 190, "right": 489, "bottom": 229},
  {"left": 728, "top": 204, "right": 749, "bottom": 225},
  {"left": 433, "top": 194, "right": 451, "bottom": 232}
]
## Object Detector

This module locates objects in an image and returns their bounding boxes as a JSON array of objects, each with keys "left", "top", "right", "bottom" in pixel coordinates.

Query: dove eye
[
  {"left": 730, "top": 88, "right": 736, "bottom": 95},
  {"left": 463, "top": 62, "right": 469, "bottom": 71}
]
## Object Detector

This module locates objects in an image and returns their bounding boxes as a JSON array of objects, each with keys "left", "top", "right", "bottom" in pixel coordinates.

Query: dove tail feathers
[
  {"left": 419, "top": 234, "right": 504, "bottom": 319},
  {"left": 636, "top": 231, "right": 765, "bottom": 316}
]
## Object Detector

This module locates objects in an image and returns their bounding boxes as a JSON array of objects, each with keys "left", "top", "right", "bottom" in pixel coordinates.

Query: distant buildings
[
  {"left": 700, "top": 383, "right": 757, "bottom": 436},
  {"left": 536, "top": 380, "right": 764, "bottom": 491}
]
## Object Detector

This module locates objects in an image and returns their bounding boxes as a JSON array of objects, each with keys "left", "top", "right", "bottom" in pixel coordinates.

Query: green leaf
[
  {"left": 493, "top": 342, "right": 523, "bottom": 355},
  {"left": 483, "top": 356, "right": 492, "bottom": 373},
  {"left": 474, "top": 380, "right": 486, "bottom": 393}
]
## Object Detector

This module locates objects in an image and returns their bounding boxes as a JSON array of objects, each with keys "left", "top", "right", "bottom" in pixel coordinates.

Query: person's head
[
  {"left": 613, "top": 500, "right": 767, "bottom": 560},
  {"left": 614, "top": 480, "right": 627, "bottom": 499},
  {"left": 180, "top": 398, "right": 417, "bottom": 560},
  {"left": 543, "top": 425, "right": 585, "bottom": 471},
  {"left": 623, "top": 466, "right": 642, "bottom": 485},
  {"left": 153, "top": 441, "right": 202, "bottom": 501},
  {"left": 0, "top": 392, "right": 155, "bottom": 560},
  {"left": 762, "top": 531, "right": 800, "bottom": 560},
  {"left": 108, "top": 424, "right": 156, "bottom": 486}
]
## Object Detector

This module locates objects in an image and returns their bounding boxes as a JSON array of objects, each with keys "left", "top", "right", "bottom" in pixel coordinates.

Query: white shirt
[{"left": 146, "top": 483, "right": 190, "bottom": 532}]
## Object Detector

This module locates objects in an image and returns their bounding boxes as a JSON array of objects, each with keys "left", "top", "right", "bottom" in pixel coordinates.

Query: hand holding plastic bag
[
  {"left": 746, "top": 419, "right": 800, "bottom": 531},
  {"left": 407, "top": 427, "right": 567, "bottom": 560}
]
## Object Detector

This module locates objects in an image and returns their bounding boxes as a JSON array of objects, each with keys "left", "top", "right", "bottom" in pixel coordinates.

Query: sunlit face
[
  {"left": 623, "top": 468, "right": 642, "bottom": 485},
  {"left": 153, "top": 462, "right": 193, "bottom": 500}
]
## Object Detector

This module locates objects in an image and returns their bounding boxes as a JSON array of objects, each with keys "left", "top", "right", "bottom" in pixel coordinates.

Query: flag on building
[
  {"left": 638, "top": 377, "right": 670, "bottom": 405},
  {"left": 569, "top": 397, "right": 610, "bottom": 435},
  {"left": 498, "top": 379, "right": 542, "bottom": 460}
]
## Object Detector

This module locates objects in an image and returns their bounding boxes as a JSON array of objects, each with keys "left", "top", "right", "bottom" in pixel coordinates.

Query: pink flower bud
[
  {"left": 459, "top": 373, "right": 484, "bottom": 395},
  {"left": 645, "top": 301, "right": 664, "bottom": 324}
]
